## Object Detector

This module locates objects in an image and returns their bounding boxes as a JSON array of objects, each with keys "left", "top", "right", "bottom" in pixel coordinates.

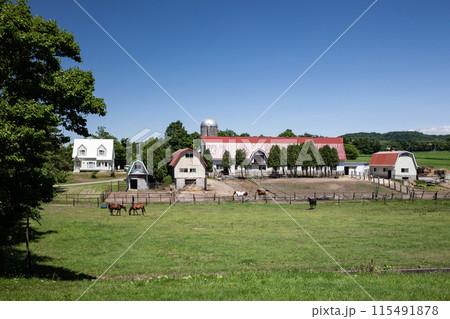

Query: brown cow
[{"left": 108, "top": 203, "right": 127, "bottom": 216}]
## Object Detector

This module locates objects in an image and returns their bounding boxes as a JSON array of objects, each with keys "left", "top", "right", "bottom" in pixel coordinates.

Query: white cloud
[{"left": 416, "top": 125, "right": 450, "bottom": 135}]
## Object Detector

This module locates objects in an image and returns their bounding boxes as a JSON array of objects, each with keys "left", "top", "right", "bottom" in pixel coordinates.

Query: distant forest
[{"left": 341, "top": 131, "right": 450, "bottom": 154}]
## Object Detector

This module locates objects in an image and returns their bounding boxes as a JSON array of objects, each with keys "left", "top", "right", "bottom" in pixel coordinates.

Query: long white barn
[
  {"left": 200, "top": 136, "right": 346, "bottom": 175},
  {"left": 72, "top": 139, "right": 115, "bottom": 172}
]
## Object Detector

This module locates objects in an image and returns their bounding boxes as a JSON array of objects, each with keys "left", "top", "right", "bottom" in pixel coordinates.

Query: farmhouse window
[
  {"left": 190, "top": 168, "right": 196, "bottom": 173},
  {"left": 79, "top": 149, "right": 86, "bottom": 155},
  {"left": 98, "top": 149, "right": 105, "bottom": 156},
  {"left": 401, "top": 168, "right": 409, "bottom": 173}
]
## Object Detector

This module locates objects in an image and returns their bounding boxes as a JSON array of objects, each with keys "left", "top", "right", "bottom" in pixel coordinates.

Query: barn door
[{"left": 130, "top": 179, "right": 138, "bottom": 189}]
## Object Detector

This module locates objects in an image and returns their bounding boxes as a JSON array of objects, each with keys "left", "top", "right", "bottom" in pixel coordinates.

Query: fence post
[
  {"left": 294, "top": 192, "right": 296, "bottom": 200},
  {"left": 289, "top": 197, "right": 292, "bottom": 204},
  {"left": 193, "top": 194, "right": 196, "bottom": 204},
  {"left": 353, "top": 192, "right": 355, "bottom": 199},
  {"left": 214, "top": 193, "right": 216, "bottom": 202},
  {"left": 97, "top": 198, "right": 99, "bottom": 207},
  {"left": 73, "top": 198, "right": 75, "bottom": 206},
  {"left": 218, "top": 196, "right": 220, "bottom": 204},
  {"left": 265, "top": 197, "right": 268, "bottom": 204}
]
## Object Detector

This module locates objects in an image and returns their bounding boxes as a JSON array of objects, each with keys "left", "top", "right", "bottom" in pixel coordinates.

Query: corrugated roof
[
  {"left": 169, "top": 148, "right": 207, "bottom": 167},
  {"left": 200, "top": 136, "right": 347, "bottom": 160},
  {"left": 369, "top": 151, "right": 403, "bottom": 166}
]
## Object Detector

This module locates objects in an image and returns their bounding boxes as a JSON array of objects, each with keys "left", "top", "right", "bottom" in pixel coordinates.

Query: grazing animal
[
  {"left": 108, "top": 203, "right": 127, "bottom": 216},
  {"left": 128, "top": 195, "right": 146, "bottom": 215},
  {"left": 307, "top": 197, "right": 317, "bottom": 210},
  {"left": 233, "top": 191, "right": 248, "bottom": 197},
  {"left": 256, "top": 189, "right": 266, "bottom": 196},
  {"left": 129, "top": 203, "right": 146, "bottom": 215}
]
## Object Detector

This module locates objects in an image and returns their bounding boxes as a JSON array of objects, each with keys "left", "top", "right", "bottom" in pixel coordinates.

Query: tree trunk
[{"left": 25, "top": 214, "right": 31, "bottom": 274}]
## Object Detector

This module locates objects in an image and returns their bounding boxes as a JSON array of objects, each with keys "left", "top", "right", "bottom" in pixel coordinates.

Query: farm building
[
  {"left": 337, "top": 161, "right": 369, "bottom": 176},
  {"left": 72, "top": 139, "right": 115, "bottom": 172},
  {"left": 126, "top": 160, "right": 150, "bottom": 190},
  {"left": 197, "top": 118, "right": 346, "bottom": 176},
  {"left": 169, "top": 148, "right": 207, "bottom": 189},
  {"left": 369, "top": 151, "right": 418, "bottom": 181}
]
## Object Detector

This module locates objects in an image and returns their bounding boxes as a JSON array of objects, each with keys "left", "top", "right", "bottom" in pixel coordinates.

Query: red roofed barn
[
  {"left": 169, "top": 148, "right": 207, "bottom": 189},
  {"left": 369, "top": 151, "right": 418, "bottom": 181}
]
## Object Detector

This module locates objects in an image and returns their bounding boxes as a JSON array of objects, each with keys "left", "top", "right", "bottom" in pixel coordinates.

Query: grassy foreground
[{"left": 1, "top": 200, "right": 449, "bottom": 300}]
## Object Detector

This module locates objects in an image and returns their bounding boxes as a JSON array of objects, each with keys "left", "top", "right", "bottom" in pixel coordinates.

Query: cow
[
  {"left": 108, "top": 203, "right": 127, "bottom": 216},
  {"left": 307, "top": 197, "right": 317, "bottom": 210}
]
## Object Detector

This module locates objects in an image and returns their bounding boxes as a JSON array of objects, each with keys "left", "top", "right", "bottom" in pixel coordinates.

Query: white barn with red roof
[
  {"left": 169, "top": 148, "right": 207, "bottom": 189},
  {"left": 200, "top": 136, "right": 347, "bottom": 175},
  {"left": 369, "top": 151, "right": 418, "bottom": 181}
]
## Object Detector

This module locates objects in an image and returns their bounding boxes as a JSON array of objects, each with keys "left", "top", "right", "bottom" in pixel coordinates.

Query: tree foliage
[
  {"left": 278, "top": 129, "right": 296, "bottom": 137},
  {"left": 218, "top": 129, "right": 237, "bottom": 137},
  {"left": 0, "top": 0, "right": 106, "bottom": 270},
  {"left": 165, "top": 121, "right": 191, "bottom": 151},
  {"left": 222, "top": 150, "right": 231, "bottom": 173},
  {"left": 267, "top": 145, "right": 281, "bottom": 172},
  {"left": 344, "top": 144, "right": 360, "bottom": 160},
  {"left": 235, "top": 149, "right": 247, "bottom": 177},
  {"left": 202, "top": 149, "right": 213, "bottom": 173}
]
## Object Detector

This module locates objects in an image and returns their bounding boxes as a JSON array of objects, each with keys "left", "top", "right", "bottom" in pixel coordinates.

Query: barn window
[
  {"left": 179, "top": 168, "right": 188, "bottom": 173},
  {"left": 190, "top": 168, "right": 196, "bottom": 173},
  {"left": 373, "top": 168, "right": 377, "bottom": 172},
  {"left": 383, "top": 168, "right": 386, "bottom": 172},
  {"left": 135, "top": 163, "right": 141, "bottom": 170},
  {"left": 185, "top": 153, "right": 193, "bottom": 158},
  {"left": 401, "top": 168, "right": 409, "bottom": 173}
]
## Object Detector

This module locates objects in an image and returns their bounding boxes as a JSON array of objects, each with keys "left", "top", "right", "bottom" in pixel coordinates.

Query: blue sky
[{"left": 28, "top": 0, "right": 450, "bottom": 140}]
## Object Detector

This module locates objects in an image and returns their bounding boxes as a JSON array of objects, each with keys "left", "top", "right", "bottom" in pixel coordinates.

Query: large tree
[
  {"left": 235, "top": 149, "right": 247, "bottom": 177},
  {"left": 344, "top": 144, "right": 360, "bottom": 160},
  {"left": 0, "top": 0, "right": 106, "bottom": 272},
  {"left": 165, "top": 120, "right": 191, "bottom": 151},
  {"left": 222, "top": 150, "right": 231, "bottom": 174},
  {"left": 267, "top": 145, "right": 281, "bottom": 174}
]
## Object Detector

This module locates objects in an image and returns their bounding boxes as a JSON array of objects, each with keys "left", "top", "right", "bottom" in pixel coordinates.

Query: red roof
[
  {"left": 200, "top": 136, "right": 344, "bottom": 144},
  {"left": 169, "top": 148, "right": 207, "bottom": 167},
  {"left": 200, "top": 136, "right": 347, "bottom": 160},
  {"left": 369, "top": 151, "right": 403, "bottom": 166}
]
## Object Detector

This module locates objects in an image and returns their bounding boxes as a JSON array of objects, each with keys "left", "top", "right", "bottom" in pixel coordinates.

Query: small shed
[
  {"left": 369, "top": 151, "right": 418, "bottom": 181},
  {"left": 126, "top": 160, "right": 150, "bottom": 190},
  {"left": 169, "top": 148, "right": 207, "bottom": 189}
]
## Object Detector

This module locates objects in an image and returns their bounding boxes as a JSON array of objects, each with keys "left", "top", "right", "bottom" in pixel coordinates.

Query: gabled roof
[
  {"left": 200, "top": 136, "right": 347, "bottom": 160},
  {"left": 72, "top": 139, "right": 114, "bottom": 160},
  {"left": 169, "top": 148, "right": 207, "bottom": 167},
  {"left": 369, "top": 151, "right": 417, "bottom": 167},
  {"left": 126, "top": 159, "right": 149, "bottom": 175}
]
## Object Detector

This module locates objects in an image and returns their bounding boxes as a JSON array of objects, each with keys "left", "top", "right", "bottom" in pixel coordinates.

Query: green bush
[
  {"left": 90, "top": 171, "right": 98, "bottom": 179},
  {"left": 110, "top": 171, "right": 116, "bottom": 177},
  {"left": 163, "top": 175, "right": 173, "bottom": 184}
]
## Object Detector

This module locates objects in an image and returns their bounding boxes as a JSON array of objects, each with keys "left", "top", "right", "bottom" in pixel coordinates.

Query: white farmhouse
[
  {"left": 369, "top": 151, "right": 418, "bottom": 181},
  {"left": 72, "top": 139, "right": 115, "bottom": 172},
  {"left": 169, "top": 148, "right": 207, "bottom": 189}
]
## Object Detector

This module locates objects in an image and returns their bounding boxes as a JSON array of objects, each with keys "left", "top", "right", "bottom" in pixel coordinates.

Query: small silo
[{"left": 200, "top": 118, "right": 218, "bottom": 137}]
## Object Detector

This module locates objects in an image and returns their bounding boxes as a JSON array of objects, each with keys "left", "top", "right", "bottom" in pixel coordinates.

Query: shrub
[{"left": 90, "top": 171, "right": 98, "bottom": 179}]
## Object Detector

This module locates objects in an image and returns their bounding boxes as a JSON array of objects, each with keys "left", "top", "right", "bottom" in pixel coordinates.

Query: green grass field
[
  {"left": 353, "top": 151, "right": 450, "bottom": 170},
  {"left": 1, "top": 200, "right": 449, "bottom": 300}
]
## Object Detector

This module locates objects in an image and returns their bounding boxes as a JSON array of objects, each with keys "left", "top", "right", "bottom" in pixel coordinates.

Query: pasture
[{"left": 1, "top": 200, "right": 449, "bottom": 300}]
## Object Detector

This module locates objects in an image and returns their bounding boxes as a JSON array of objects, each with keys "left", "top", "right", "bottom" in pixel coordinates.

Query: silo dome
[{"left": 200, "top": 118, "right": 218, "bottom": 136}]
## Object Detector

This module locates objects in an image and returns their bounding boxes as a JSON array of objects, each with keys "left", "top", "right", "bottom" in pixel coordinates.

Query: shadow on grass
[{"left": 0, "top": 226, "right": 94, "bottom": 281}]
